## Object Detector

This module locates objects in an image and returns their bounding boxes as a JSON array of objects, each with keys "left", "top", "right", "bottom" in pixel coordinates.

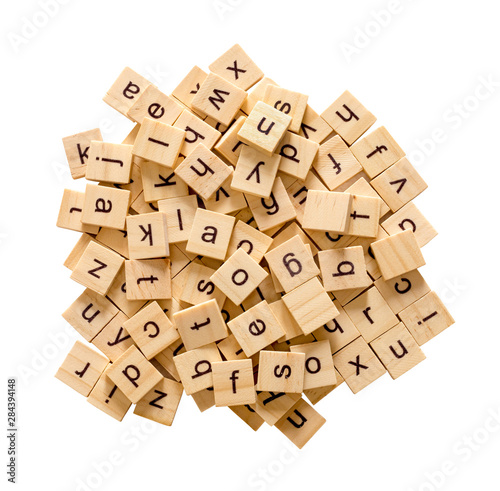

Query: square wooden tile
[
  {"left": 212, "top": 359, "right": 256, "bottom": 406},
  {"left": 302, "top": 190, "right": 352, "bottom": 233},
  {"left": 126, "top": 212, "right": 169, "bottom": 259},
  {"left": 263, "top": 85, "right": 308, "bottom": 134},
  {"left": 62, "top": 128, "right": 103, "bottom": 179},
  {"left": 127, "top": 85, "right": 183, "bottom": 125},
  {"left": 86, "top": 142, "right": 133, "bottom": 184},
  {"left": 277, "top": 132, "right": 319, "bottom": 181},
  {"left": 124, "top": 258, "right": 171, "bottom": 300},
  {"left": 256, "top": 351, "right": 305, "bottom": 393},
  {"left": 56, "top": 189, "right": 99, "bottom": 234},
  {"left": 91, "top": 312, "right": 135, "bottom": 362},
  {"left": 81, "top": 184, "right": 130, "bottom": 230},
  {"left": 290, "top": 340, "right": 337, "bottom": 389}
]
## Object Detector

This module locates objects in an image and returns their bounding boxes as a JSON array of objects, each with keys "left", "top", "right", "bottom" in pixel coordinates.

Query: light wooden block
[
  {"left": 191, "top": 387, "right": 215, "bottom": 412},
  {"left": 232, "top": 145, "right": 281, "bottom": 198},
  {"left": 269, "top": 221, "right": 318, "bottom": 256},
  {"left": 154, "top": 338, "right": 185, "bottom": 381},
  {"left": 246, "top": 177, "right": 296, "bottom": 231},
  {"left": 126, "top": 212, "right": 169, "bottom": 259},
  {"left": 173, "top": 109, "right": 221, "bottom": 157},
  {"left": 62, "top": 128, "right": 103, "bottom": 179},
  {"left": 304, "top": 229, "right": 356, "bottom": 252},
  {"left": 127, "top": 85, "right": 183, "bottom": 125},
  {"left": 130, "top": 191, "right": 159, "bottom": 215},
  {"left": 133, "top": 377, "right": 183, "bottom": 426},
  {"left": 227, "top": 300, "right": 285, "bottom": 357},
  {"left": 81, "top": 184, "right": 130, "bottom": 230},
  {"left": 105, "top": 266, "right": 146, "bottom": 318},
  {"left": 214, "top": 115, "right": 247, "bottom": 165},
  {"left": 103, "top": 67, "right": 151, "bottom": 118},
  {"left": 319, "top": 246, "right": 371, "bottom": 292},
  {"left": 87, "top": 369, "right": 132, "bottom": 421},
  {"left": 398, "top": 291, "right": 455, "bottom": 345},
  {"left": 240, "top": 76, "right": 277, "bottom": 115},
  {"left": 381, "top": 202, "right": 437, "bottom": 247},
  {"left": 370, "top": 157, "right": 427, "bottom": 212},
  {"left": 320, "top": 90, "right": 376, "bottom": 145},
  {"left": 124, "top": 258, "right": 171, "bottom": 300},
  {"left": 302, "top": 190, "right": 352, "bottom": 233},
  {"left": 370, "top": 322, "right": 426, "bottom": 379},
  {"left": 124, "top": 302, "right": 179, "bottom": 359},
  {"left": 209, "top": 44, "right": 264, "bottom": 91},
  {"left": 374, "top": 269, "right": 431, "bottom": 314},
  {"left": 344, "top": 176, "right": 390, "bottom": 217},
  {"left": 350, "top": 126, "right": 405, "bottom": 179},
  {"left": 171, "top": 66, "right": 208, "bottom": 113},
  {"left": 140, "top": 160, "right": 189, "bottom": 203},
  {"left": 277, "top": 132, "right": 319, "bottom": 181},
  {"left": 106, "top": 345, "right": 163, "bottom": 403},
  {"left": 95, "top": 227, "right": 129, "bottom": 258},
  {"left": 216, "top": 333, "right": 247, "bottom": 361},
  {"left": 269, "top": 299, "right": 303, "bottom": 341},
  {"left": 132, "top": 118, "right": 185, "bottom": 168},
  {"left": 203, "top": 175, "right": 247, "bottom": 215},
  {"left": 175, "top": 143, "right": 232, "bottom": 200},
  {"left": 286, "top": 172, "right": 328, "bottom": 226},
  {"left": 275, "top": 398, "right": 326, "bottom": 449},
  {"left": 179, "top": 262, "right": 226, "bottom": 308},
  {"left": 225, "top": 220, "right": 273, "bottom": 262},
  {"left": 371, "top": 229, "right": 426, "bottom": 280},
  {"left": 186, "top": 208, "right": 235, "bottom": 260},
  {"left": 256, "top": 351, "right": 305, "bottom": 393},
  {"left": 332, "top": 337, "right": 386, "bottom": 393},
  {"left": 298, "top": 104, "right": 334, "bottom": 144},
  {"left": 346, "top": 194, "right": 381, "bottom": 238},
  {"left": 101, "top": 160, "right": 143, "bottom": 202},
  {"left": 57, "top": 189, "right": 99, "bottom": 234},
  {"left": 264, "top": 235, "right": 319, "bottom": 293},
  {"left": 64, "top": 234, "right": 95, "bottom": 270},
  {"left": 174, "top": 299, "right": 228, "bottom": 351},
  {"left": 290, "top": 340, "right": 337, "bottom": 389},
  {"left": 173, "top": 343, "right": 222, "bottom": 395},
  {"left": 253, "top": 391, "right": 301, "bottom": 425},
  {"left": 70, "top": 241, "right": 124, "bottom": 295},
  {"left": 86, "top": 142, "right": 133, "bottom": 184},
  {"left": 230, "top": 404, "right": 265, "bottom": 431},
  {"left": 263, "top": 85, "right": 308, "bottom": 134},
  {"left": 191, "top": 72, "right": 246, "bottom": 125},
  {"left": 157, "top": 195, "right": 197, "bottom": 244},
  {"left": 237, "top": 101, "right": 292, "bottom": 157},
  {"left": 303, "top": 370, "right": 344, "bottom": 405},
  {"left": 212, "top": 359, "right": 256, "bottom": 407},
  {"left": 55, "top": 341, "right": 108, "bottom": 396},
  {"left": 282, "top": 277, "right": 339, "bottom": 335},
  {"left": 92, "top": 312, "right": 135, "bottom": 362}
]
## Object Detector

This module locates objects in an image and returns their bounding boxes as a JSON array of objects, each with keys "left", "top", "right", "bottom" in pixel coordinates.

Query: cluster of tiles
[{"left": 55, "top": 44, "right": 454, "bottom": 448}]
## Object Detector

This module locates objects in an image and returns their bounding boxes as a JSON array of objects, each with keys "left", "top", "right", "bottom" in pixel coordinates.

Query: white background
[{"left": 2, "top": 1, "right": 499, "bottom": 490}]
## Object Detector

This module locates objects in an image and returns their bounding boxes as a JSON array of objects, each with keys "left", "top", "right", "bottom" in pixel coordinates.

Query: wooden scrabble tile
[
  {"left": 186, "top": 208, "right": 235, "bottom": 260},
  {"left": 64, "top": 234, "right": 95, "bottom": 270},
  {"left": 263, "top": 85, "right": 308, "bottom": 134},
  {"left": 230, "top": 404, "right": 265, "bottom": 431},
  {"left": 302, "top": 190, "right": 352, "bottom": 233},
  {"left": 370, "top": 157, "right": 427, "bottom": 212},
  {"left": 269, "top": 221, "right": 318, "bottom": 256},
  {"left": 298, "top": 104, "right": 334, "bottom": 144},
  {"left": 179, "top": 262, "right": 226, "bottom": 308},
  {"left": 332, "top": 337, "right": 386, "bottom": 394},
  {"left": 217, "top": 333, "right": 247, "bottom": 361},
  {"left": 132, "top": 118, "right": 185, "bottom": 168},
  {"left": 209, "top": 44, "right": 264, "bottom": 91},
  {"left": 398, "top": 291, "right": 455, "bottom": 345},
  {"left": 127, "top": 85, "right": 183, "bottom": 125},
  {"left": 304, "top": 229, "right": 356, "bottom": 252},
  {"left": 343, "top": 286, "right": 399, "bottom": 342},
  {"left": 277, "top": 132, "right": 319, "bottom": 181},
  {"left": 87, "top": 368, "right": 132, "bottom": 421},
  {"left": 303, "top": 369, "right": 344, "bottom": 404},
  {"left": 191, "top": 72, "right": 246, "bottom": 125},
  {"left": 62, "top": 128, "right": 103, "bottom": 179},
  {"left": 286, "top": 172, "right": 328, "bottom": 226},
  {"left": 312, "top": 300, "right": 361, "bottom": 353},
  {"left": 227, "top": 300, "right": 285, "bottom": 357},
  {"left": 381, "top": 202, "right": 437, "bottom": 247},
  {"left": 225, "top": 220, "right": 273, "bottom": 262},
  {"left": 269, "top": 299, "right": 303, "bottom": 341},
  {"left": 240, "top": 77, "right": 278, "bottom": 115},
  {"left": 57, "top": 189, "right": 99, "bottom": 234},
  {"left": 177, "top": 152, "right": 232, "bottom": 206},
  {"left": 171, "top": 66, "right": 208, "bottom": 114},
  {"left": 103, "top": 67, "right": 151, "bottom": 118},
  {"left": 126, "top": 212, "right": 169, "bottom": 259},
  {"left": 86, "top": 142, "right": 133, "bottom": 184},
  {"left": 318, "top": 246, "right": 371, "bottom": 292},
  {"left": 105, "top": 266, "right": 147, "bottom": 317},
  {"left": 344, "top": 176, "right": 390, "bottom": 217},
  {"left": 347, "top": 226, "right": 388, "bottom": 282},
  {"left": 102, "top": 160, "right": 143, "bottom": 202},
  {"left": 173, "top": 343, "right": 222, "bottom": 395},
  {"left": 191, "top": 387, "right": 215, "bottom": 412},
  {"left": 92, "top": 312, "right": 135, "bottom": 362},
  {"left": 214, "top": 115, "right": 247, "bottom": 165},
  {"left": 106, "top": 345, "right": 163, "bottom": 403},
  {"left": 282, "top": 277, "right": 339, "bottom": 335},
  {"left": 237, "top": 101, "right": 292, "bottom": 157},
  {"left": 231, "top": 145, "right": 281, "bottom": 198},
  {"left": 374, "top": 270, "right": 431, "bottom": 314},
  {"left": 246, "top": 177, "right": 296, "bottom": 231},
  {"left": 133, "top": 377, "right": 183, "bottom": 426},
  {"left": 256, "top": 351, "right": 305, "bottom": 393},
  {"left": 124, "top": 302, "right": 179, "bottom": 359},
  {"left": 370, "top": 323, "right": 426, "bottom": 379},
  {"left": 62, "top": 288, "right": 119, "bottom": 341},
  {"left": 252, "top": 391, "right": 301, "bottom": 425},
  {"left": 346, "top": 194, "right": 381, "bottom": 238},
  {"left": 264, "top": 235, "right": 320, "bottom": 293},
  {"left": 290, "top": 340, "right": 337, "bottom": 389},
  {"left": 320, "top": 90, "right": 376, "bottom": 145},
  {"left": 275, "top": 398, "right": 326, "bottom": 449},
  {"left": 173, "top": 109, "right": 221, "bottom": 157},
  {"left": 140, "top": 160, "right": 189, "bottom": 203},
  {"left": 157, "top": 195, "right": 197, "bottom": 244},
  {"left": 350, "top": 126, "right": 405, "bottom": 179},
  {"left": 313, "top": 135, "right": 363, "bottom": 191},
  {"left": 124, "top": 258, "right": 171, "bottom": 300},
  {"left": 81, "top": 184, "right": 130, "bottom": 230},
  {"left": 130, "top": 191, "right": 159, "bottom": 215},
  {"left": 202, "top": 175, "right": 247, "bottom": 215},
  {"left": 95, "top": 227, "right": 129, "bottom": 258},
  {"left": 55, "top": 340, "right": 109, "bottom": 396},
  {"left": 212, "top": 359, "right": 256, "bottom": 406},
  {"left": 70, "top": 241, "right": 124, "bottom": 295},
  {"left": 371, "top": 229, "right": 426, "bottom": 281},
  {"left": 174, "top": 299, "right": 228, "bottom": 351},
  {"left": 155, "top": 338, "right": 185, "bottom": 381}
]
